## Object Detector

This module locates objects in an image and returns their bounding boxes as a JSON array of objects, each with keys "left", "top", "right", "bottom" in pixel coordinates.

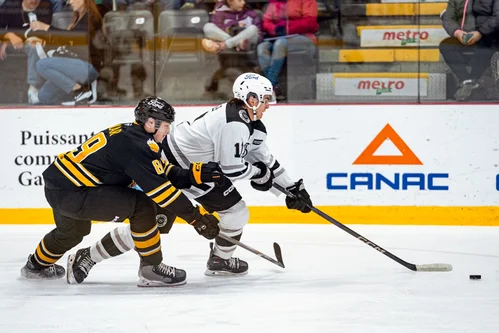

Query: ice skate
[
  {"left": 67, "top": 247, "right": 95, "bottom": 284},
  {"left": 20, "top": 254, "right": 65, "bottom": 280},
  {"left": 137, "top": 261, "right": 186, "bottom": 287},
  {"left": 205, "top": 242, "right": 248, "bottom": 276}
]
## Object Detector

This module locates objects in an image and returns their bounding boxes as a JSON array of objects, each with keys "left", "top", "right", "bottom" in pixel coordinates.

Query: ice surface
[{"left": 1, "top": 224, "right": 498, "bottom": 333}]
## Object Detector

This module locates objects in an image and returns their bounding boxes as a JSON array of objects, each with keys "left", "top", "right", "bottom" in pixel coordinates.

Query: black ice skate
[
  {"left": 67, "top": 247, "right": 96, "bottom": 284},
  {"left": 205, "top": 242, "right": 248, "bottom": 276},
  {"left": 20, "top": 254, "right": 65, "bottom": 280},
  {"left": 137, "top": 261, "right": 187, "bottom": 287}
]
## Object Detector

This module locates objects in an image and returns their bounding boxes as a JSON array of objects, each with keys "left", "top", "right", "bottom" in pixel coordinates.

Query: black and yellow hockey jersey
[{"left": 43, "top": 122, "right": 196, "bottom": 218}]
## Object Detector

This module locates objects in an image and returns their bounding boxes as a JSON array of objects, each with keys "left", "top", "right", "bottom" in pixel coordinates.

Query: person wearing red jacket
[{"left": 257, "top": 0, "right": 318, "bottom": 100}]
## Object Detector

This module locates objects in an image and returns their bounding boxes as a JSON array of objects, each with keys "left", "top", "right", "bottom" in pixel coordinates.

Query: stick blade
[
  {"left": 273, "top": 242, "right": 285, "bottom": 268},
  {"left": 415, "top": 263, "right": 453, "bottom": 272}
]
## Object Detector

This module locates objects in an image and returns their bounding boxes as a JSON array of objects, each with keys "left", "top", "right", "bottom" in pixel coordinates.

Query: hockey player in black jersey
[
  {"left": 66, "top": 73, "right": 313, "bottom": 283},
  {"left": 20, "top": 96, "right": 222, "bottom": 287}
]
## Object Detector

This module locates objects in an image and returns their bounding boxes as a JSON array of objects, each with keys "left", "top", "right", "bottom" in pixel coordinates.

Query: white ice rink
[{"left": 1, "top": 223, "right": 498, "bottom": 333}]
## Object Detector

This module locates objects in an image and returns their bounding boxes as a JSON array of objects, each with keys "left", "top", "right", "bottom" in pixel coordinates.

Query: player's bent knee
[{"left": 217, "top": 199, "right": 249, "bottom": 231}]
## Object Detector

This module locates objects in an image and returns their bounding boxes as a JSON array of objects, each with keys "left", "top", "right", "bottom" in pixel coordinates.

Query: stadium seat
[
  {"left": 51, "top": 11, "right": 74, "bottom": 30},
  {"left": 157, "top": 9, "right": 209, "bottom": 64},
  {"left": 102, "top": 10, "right": 154, "bottom": 65}
]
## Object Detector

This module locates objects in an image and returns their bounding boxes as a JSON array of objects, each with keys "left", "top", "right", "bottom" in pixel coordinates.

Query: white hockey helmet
[{"left": 233, "top": 73, "right": 276, "bottom": 114}]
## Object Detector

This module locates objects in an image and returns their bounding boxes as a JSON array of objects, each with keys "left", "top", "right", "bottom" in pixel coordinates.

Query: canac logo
[
  {"left": 382, "top": 30, "right": 429, "bottom": 45},
  {"left": 357, "top": 80, "right": 405, "bottom": 95},
  {"left": 326, "top": 124, "right": 449, "bottom": 191}
]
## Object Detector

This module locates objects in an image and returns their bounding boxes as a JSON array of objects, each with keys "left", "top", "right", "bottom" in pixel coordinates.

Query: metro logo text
[
  {"left": 357, "top": 80, "right": 405, "bottom": 95},
  {"left": 327, "top": 124, "right": 449, "bottom": 191},
  {"left": 382, "top": 31, "right": 428, "bottom": 45}
]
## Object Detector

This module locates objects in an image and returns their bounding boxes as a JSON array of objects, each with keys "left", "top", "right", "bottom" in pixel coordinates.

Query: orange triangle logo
[{"left": 353, "top": 124, "right": 422, "bottom": 165}]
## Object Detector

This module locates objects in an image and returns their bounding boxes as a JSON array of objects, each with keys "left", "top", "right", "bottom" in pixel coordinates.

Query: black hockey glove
[
  {"left": 189, "top": 162, "right": 224, "bottom": 187},
  {"left": 285, "top": 179, "right": 312, "bottom": 213},
  {"left": 156, "top": 207, "right": 177, "bottom": 234},
  {"left": 188, "top": 206, "right": 220, "bottom": 240},
  {"left": 250, "top": 161, "right": 274, "bottom": 191}
]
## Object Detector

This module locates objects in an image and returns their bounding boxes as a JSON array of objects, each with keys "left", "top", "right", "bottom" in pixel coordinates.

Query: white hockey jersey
[{"left": 163, "top": 102, "right": 294, "bottom": 194}]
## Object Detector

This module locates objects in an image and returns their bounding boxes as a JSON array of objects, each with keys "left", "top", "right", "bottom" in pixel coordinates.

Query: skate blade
[
  {"left": 66, "top": 254, "right": 77, "bottom": 284},
  {"left": 204, "top": 269, "right": 248, "bottom": 277},
  {"left": 137, "top": 278, "right": 187, "bottom": 288},
  {"left": 20, "top": 267, "right": 61, "bottom": 280}
]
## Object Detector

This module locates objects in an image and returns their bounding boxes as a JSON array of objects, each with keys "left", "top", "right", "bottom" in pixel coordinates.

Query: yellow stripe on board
[
  {"left": 339, "top": 49, "right": 394, "bottom": 63},
  {"left": 1, "top": 207, "right": 499, "bottom": 226},
  {"left": 366, "top": 3, "right": 415, "bottom": 16},
  {"left": 356, "top": 25, "right": 443, "bottom": 35},
  {"left": 338, "top": 50, "right": 440, "bottom": 63},
  {"left": 394, "top": 49, "right": 441, "bottom": 62},
  {"left": 366, "top": 3, "right": 447, "bottom": 16},
  {"left": 334, "top": 72, "right": 429, "bottom": 79}
]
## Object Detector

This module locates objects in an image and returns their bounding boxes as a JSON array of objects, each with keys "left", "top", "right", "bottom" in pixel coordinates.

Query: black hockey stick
[
  {"left": 273, "top": 183, "right": 452, "bottom": 272},
  {"left": 218, "top": 234, "right": 285, "bottom": 268}
]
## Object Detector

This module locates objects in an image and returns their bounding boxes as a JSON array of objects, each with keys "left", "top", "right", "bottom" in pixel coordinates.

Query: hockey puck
[{"left": 469, "top": 275, "right": 481, "bottom": 280}]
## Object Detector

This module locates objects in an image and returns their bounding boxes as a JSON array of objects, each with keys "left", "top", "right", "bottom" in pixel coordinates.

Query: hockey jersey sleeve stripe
[
  {"left": 224, "top": 164, "right": 252, "bottom": 180},
  {"left": 54, "top": 159, "right": 82, "bottom": 187},
  {"left": 274, "top": 167, "right": 286, "bottom": 178},
  {"left": 157, "top": 190, "right": 182, "bottom": 208},
  {"left": 164, "top": 164, "right": 174, "bottom": 176},
  {"left": 67, "top": 154, "right": 102, "bottom": 184},
  {"left": 150, "top": 185, "right": 177, "bottom": 205},
  {"left": 58, "top": 157, "right": 97, "bottom": 187},
  {"left": 270, "top": 160, "right": 286, "bottom": 177},
  {"left": 146, "top": 181, "right": 172, "bottom": 197},
  {"left": 168, "top": 133, "right": 191, "bottom": 168},
  {"left": 220, "top": 164, "right": 247, "bottom": 171}
]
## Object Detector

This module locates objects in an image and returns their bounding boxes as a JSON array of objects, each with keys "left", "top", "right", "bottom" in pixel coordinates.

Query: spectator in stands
[
  {"left": 0, "top": 0, "right": 54, "bottom": 104},
  {"left": 101, "top": 0, "right": 200, "bottom": 11},
  {"left": 201, "top": 0, "right": 262, "bottom": 53},
  {"left": 50, "top": 0, "right": 65, "bottom": 12},
  {"left": 159, "top": 0, "right": 203, "bottom": 10},
  {"left": 35, "top": 0, "right": 104, "bottom": 105},
  {"left": 257, "top": 0, "right": 318, "bottom": 100},
  {"left": 440, "top": 0, "right": 499, "bottom": 100}
]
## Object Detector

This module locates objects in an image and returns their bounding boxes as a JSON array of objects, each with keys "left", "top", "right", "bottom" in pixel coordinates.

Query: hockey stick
[
  {"left": 272, "top": 183, "right": 452, "bottom": 272},
  {"left": 218, "top": 234, "right": 285, "bottom": 268}
]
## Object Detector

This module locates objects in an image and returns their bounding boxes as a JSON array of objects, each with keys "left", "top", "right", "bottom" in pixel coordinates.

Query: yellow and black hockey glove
[
  {"left": 188, "top": 206, "right": 220, "bottom": 240},
  {"left": 189, "top": 162, "right": 224, "bottom": 187}
]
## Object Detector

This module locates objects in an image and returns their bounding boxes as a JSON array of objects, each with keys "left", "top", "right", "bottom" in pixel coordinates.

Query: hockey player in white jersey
[{"left": 66, "top": 73, "right": 313, "bottom": 283}]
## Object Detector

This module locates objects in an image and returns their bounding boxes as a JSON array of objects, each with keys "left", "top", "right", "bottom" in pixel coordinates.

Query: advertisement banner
[
  {"left": 0, "top": 105, "right": 498, "bottom": 225},
  {"left": 334, "top": 76, "right": 428, "bottom": 96},
  {"left": 360, "top": 27, "right": 448, "bottom": 47}
]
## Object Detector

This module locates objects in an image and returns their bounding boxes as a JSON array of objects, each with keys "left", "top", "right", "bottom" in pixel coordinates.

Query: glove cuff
[{"left": 190, "top": 162, "right": 203, "bottom": 185}]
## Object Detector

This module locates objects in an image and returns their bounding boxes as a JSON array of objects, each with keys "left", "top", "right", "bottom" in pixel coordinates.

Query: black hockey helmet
[{"left": 134, "top": 96, "right": 175, "bottom": 127}]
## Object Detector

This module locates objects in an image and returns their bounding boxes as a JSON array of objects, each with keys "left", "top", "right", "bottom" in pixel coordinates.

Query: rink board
[
  {"left": 1, "top": 105, "right": 498, "bottom": 226},
  {"left": 0, "top": 206, "right": 498, "bottom": 226}
]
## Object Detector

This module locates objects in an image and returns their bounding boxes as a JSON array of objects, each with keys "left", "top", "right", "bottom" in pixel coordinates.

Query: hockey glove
[
  {"left": 250, "top": 161, "right": 274, "bottom": 191},
  {"left": 189, "top": 206, "right": 220, "bottom": 240},
  {"left": 156, "top": 207, "right": 177, "bottom": 234},
  {"left": 285, "top": 179, "right": 312, "bottom": 213},
  {"left": 189, "top": 162, "right": 224, "bottom": 187}
]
